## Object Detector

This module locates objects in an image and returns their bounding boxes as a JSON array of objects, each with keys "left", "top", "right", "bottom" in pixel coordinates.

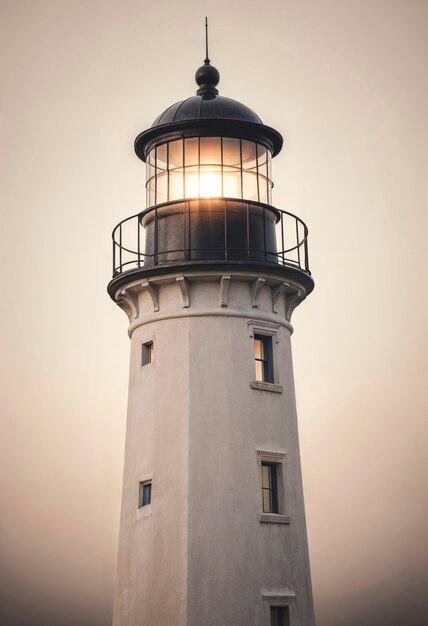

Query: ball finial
[{"left": 195, "top": 63, "right": 220, "bottom": 95}]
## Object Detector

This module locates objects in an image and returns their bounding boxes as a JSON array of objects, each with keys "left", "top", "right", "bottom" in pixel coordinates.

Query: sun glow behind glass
[{"left": 146, "top": 137, "right": 272, "bottom": 206}]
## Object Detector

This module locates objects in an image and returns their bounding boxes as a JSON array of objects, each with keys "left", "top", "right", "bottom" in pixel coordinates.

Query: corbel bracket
[
  {"left": 285, "top": 289, "right": 305, "bottom": 321},
  {"left": 176, "top": 276, "right": 190, "bottom": 308},
  {"left": 141, "top": 280, "right": 159, "bottom": 312},
  {"left": 251, "top": 277, "right": 266, "bottom": 308},
  {"left": 271, "top": 281, "right": 289, "bottom": 314},
  {"left": 219, "top": 275, "right": 231, "bottom": 307},
  {"left": 117, "top": 288, "right": 139, "bottom": 321}
]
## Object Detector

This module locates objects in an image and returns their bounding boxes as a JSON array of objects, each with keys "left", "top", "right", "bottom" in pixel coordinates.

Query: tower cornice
[{"left": 112, "top": 267, "right": 311, "bottom": 338}]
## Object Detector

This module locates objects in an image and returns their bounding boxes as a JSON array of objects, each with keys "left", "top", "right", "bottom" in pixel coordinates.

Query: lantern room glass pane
[
  {"left": 147, "top": 148, "right": 156, "bottom": 167},
  {"left": 199, "top": 164, "right": 222, "bottom": 197},
  {"left": 223, "top": 167, "right": 241, "bottom": 199},
  {"left": 222, "top": 138, "right": 241, "bottom": 167},
  {"left": 241, "top": 140, "right": 258, "bottom": 170},
  {"left": 267, "top": 155, "right": 273, "bottom": 203},
  {"left": 257, "top": 144, "right": 268, "bottom": 167},
  {"left": 243, "top": 171, "right": 258, "bottom": 201},
  {"left": 185, "top": 138, "right": 199, "bottom": 167},
  {"left": 200, "top": 137, "right": 221, "bottom": 165},
  {"left": 169, "top": 169, "right": 184, "bottom": 200},
  {"left": 156, "top": 172, "right": 167, "bottom": 204},
  {"left": 147, "top": 176, "right": 156, "bottom": 207},
  {"left": 258, "top": 151, "right": 269, "bottom": 204},
  {"left": 156, "top": 144, "right": 168, "bottom": 172},
  {"left": 168, "top": 139, "right": 183, "bottom": 169},
  {"left": 145, "top": 137, "right": 273, "bottom": 207}
]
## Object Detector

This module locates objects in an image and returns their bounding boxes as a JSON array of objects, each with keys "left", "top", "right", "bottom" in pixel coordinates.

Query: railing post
[
  {"left": 246, "top": 202, "right": 250, "bottom": 260},
  {"left": 263, "top": 205, "right": 266, "bottom": 261},
  {"left": 154, "top": 208, "right": 158, "bottom": 264},
  {"left": 137, "top": 216, "right": 141, "bottom": 268},
  {"left": 187, "top": 201, "right": 191, "bottom": 260},
  {"left": 224, "top": 200, "right": 228, "bottom": 261},
  {"left": 305, "top": 229, "right": 309, "bottom": 272},
  {"left": 281, "top": 213, "right": 285, "bottom": 266},
  {"left": 119, "top": 224, "right": 122, "bottom": 272},
  {"left": 296, "top": 219, "right": 301, "bottom": 269}
]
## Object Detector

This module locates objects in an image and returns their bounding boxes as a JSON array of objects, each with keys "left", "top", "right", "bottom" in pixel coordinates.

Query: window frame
[
  {"left": 138, "top": 480, "right": 152, "bottom": 509},
  {"left": 141, "top": 341, "right": 154, "bottom": 366},
  {"left": 261, "top": 461, "right": 279, "bottom": 514},
  {"left": 263, "top": 594, "right": 296, "bottom": 626},
  {"left": 254, "top": 333, "right": 274, "bottom": 383},
  {"left": 247, "top": 320, "right": 283, "bottom": 393},
  {"left": 257, "top": 450, "right": 290, "bottom": 525}
]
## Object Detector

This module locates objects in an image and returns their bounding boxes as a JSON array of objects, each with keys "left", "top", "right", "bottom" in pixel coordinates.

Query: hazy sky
[{"left": 1, "top": 1, "right": 427, "bottom": 625}]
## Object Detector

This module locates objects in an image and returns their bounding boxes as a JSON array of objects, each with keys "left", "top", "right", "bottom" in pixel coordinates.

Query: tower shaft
[{"left": 112, "top": 269, "right": 315, "bottom": 626}]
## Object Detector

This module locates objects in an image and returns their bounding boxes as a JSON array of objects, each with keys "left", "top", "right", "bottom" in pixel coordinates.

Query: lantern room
[{"left": 108, "top": 57, "right": 312, "bottom": 296}]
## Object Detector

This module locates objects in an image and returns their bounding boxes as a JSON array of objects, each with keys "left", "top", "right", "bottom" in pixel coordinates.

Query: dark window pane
[
  {"left": 138, "top": 481, "right": 152, "bottom": 508},
  {"left": 262, "top": 462, "right": 279, "bottom": 514},
  {"left": 254, "top": 335, "right": 274, "bottom": 383},
  {"left": 270, "top": 606, "right": 290, "bottom": 626},
  {"left": 142, "top": 342, "right": 153, "bottom": 366},
  {"left": 142, "top": 483, "right": 151, "bottom": 506}
]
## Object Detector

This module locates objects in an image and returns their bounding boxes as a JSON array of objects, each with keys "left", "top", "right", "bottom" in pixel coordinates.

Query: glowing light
[
  {"left": 184, "top": 169, "right": 223, "bottom": 198},
  {"left": 146, "top": 138, "right": 272, "bottom": 207}
]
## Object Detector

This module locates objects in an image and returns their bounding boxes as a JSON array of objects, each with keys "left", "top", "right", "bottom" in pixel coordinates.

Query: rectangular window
[
  {"left": 254, "top": 334, "right": 273, "bottom": 383},
  {"left": 141, "top": 341, "right": 154, "bottom": 366},
  {"left": 270, "top": 606, "right": 290, "bottom": 626},
  {"left": 138, "top": 481, "right": 152, "bottom": 508},
  {"left": 262, "top": 462, "right": 279, "bottom": 514}
]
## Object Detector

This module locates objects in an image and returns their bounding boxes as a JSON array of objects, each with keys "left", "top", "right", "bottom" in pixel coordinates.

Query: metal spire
[{"left": 204, "top": 17, "right": 210, "bottom": 65}]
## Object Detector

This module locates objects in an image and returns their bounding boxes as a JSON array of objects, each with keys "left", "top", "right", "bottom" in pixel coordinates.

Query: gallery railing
[{"left": 111, "top": 198, "right": 310, "bottom": 277}]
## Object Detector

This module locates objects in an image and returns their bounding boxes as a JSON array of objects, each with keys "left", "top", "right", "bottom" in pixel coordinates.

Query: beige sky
[{"left": 1, "top": 1, "right": 427, "bottom": 624}]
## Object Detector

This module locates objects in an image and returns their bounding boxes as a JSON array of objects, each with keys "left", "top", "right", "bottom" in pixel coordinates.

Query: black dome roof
[
  {"left": 151, "top": 94, "right": 262, "bottom": 127},
  {"left": 135, "top": 62, "right": 283, "bottom": 161}
]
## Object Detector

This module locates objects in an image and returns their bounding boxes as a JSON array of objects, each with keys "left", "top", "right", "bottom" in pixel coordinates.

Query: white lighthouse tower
[{"left": 109, "top": 43, "right": 316, "bottom": 626}]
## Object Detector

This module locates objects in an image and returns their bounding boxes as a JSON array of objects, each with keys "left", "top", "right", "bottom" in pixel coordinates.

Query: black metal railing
[{"left": 111, "top": 198, "right": 310, "bottom": 277}]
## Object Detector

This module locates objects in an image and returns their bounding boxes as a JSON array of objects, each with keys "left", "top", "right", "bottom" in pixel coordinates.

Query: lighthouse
[{"left": 108, "top": 35, "right": 316, "bottom": 626}]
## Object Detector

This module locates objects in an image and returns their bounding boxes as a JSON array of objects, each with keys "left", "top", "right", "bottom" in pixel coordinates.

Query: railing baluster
[
  {"left": 263, "top": 205, "right": 266, "bottom": 262},
  {"left": 137, "top": 215, "right": 141, "bottom": 268},
  {"left": 119, "top": 224, "right": 122, "bottom": 272},
  {"left": 281, "top": 213, "right": 285, "bottom": 266},
  {"left": 224, "top": 200, "right": 228, "bottom": 260},
  {"left": 154, "top": 208, "right": 158, "bottom": 264},
  {"left": 305, "top": 227, "right": 309, "bottom": 272},
  {"left": 246, "top": 202, "right": 250, "bottom": 260},
  {"left": 296, "top": 219, "right": 301, "bottom": 269},
  {"left": 187, "top": 201, "right": 191, "bottom": 260}
]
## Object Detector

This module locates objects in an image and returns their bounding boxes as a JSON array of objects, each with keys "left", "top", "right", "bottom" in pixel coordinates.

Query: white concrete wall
[{"left": 112, "top": 270, "right": 315, "bottom": 626}]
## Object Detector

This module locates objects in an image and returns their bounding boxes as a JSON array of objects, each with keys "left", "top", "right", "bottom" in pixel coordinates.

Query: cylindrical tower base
[{"left": 111, "top": 266, "right": 315, "bottom": 626}]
